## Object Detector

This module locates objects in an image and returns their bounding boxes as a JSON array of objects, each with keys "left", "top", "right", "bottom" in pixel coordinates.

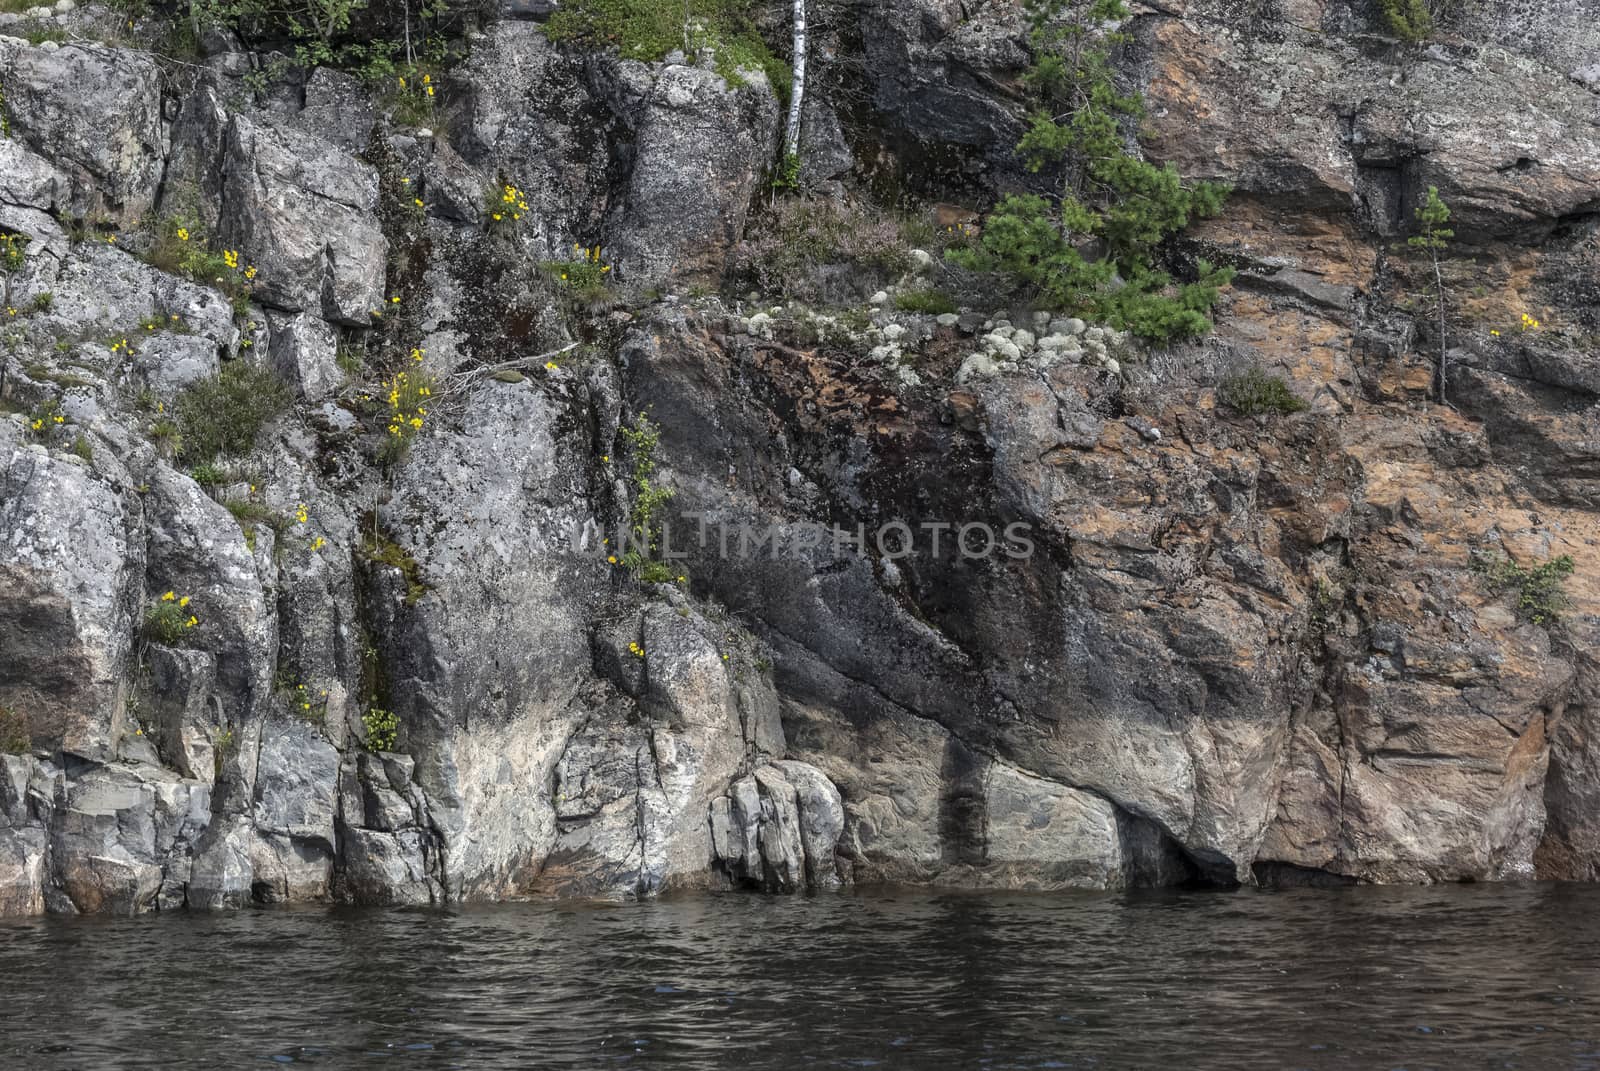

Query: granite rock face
[{"left": 0, "top": 2, "right": 1596, "bottom": 915}]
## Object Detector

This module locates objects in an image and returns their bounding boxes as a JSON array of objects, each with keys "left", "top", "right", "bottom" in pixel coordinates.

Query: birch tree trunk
[{"left": 783, "top": 0, "right": 808, "bottom": 161}]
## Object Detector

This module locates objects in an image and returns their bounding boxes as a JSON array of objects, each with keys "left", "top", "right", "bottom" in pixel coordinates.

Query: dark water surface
[{"left": 4, "top": 882, "right": 1599, "bottom": 1069}]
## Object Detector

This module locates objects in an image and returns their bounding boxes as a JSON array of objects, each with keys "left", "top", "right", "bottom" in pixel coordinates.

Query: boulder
[
  {"left": 218, "top": 113, "right": 387, "bottom": 324},
  {"left": 0, "top": 39, "right": 166, "bottom": 220}
]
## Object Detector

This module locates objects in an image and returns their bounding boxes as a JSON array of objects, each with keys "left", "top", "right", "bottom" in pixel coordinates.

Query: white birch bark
[{"left": 783, "top": 0, "right": 808, "bottom": 161}]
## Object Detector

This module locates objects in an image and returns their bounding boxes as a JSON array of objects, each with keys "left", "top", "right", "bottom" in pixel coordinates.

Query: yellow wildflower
[{"left": 162, "top": 591, "right": 175, "bottom": 602}]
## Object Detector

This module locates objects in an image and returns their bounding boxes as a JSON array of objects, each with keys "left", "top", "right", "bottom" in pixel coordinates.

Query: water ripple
[{"left": 2, "top": 883, "right": 1598, "bottom": 1068}]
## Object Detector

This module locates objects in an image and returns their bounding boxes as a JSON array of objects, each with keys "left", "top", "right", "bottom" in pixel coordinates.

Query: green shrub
[
  {"left": 0, "top": 706, "right": 28, "bottom": 754},
  {"left": 949, "top": 0, "right": 1232, "bottom": 341},
  {"left": 175, "top": 361, "right": 292, "bottom": 466},
  {"left": 1472, "top": 552, "right": 1576, "bottom": 626},
  {"left": 1378, "top": 0, "right": 1431, "bottom": 41},
  {"left": 895, "top": 289, "right": 958, "bottom": 316},
  {"left": 1218, "top": 368, "right": 1308, "bottom": 415},
  {"left": 362, "top": 705, "right": 398, "bottom": 751}
]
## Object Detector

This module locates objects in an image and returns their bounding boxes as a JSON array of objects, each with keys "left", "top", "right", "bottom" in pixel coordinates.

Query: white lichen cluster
[{"left": 957, "top": 313, "right": 1129, "bottom": 385}]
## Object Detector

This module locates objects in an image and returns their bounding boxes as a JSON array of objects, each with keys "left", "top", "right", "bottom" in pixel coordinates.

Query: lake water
[{"left": 3, "top": 882, "right": 1598, "bottom": 1068}]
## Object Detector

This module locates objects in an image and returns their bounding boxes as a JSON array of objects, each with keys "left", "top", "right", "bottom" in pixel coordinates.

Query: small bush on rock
[
  {"left": 1472, "top": 551, "right": 1576, "bottom": 626},
  {"left": 732, "top": 199, "right": 911, "bottom": 304},
  {"left": 546, "top": 0, "right": 789, "bottom": 95},
  {"left": 616, "top": 413, "right": 678, "bottom": 585},
  {"left": 175, "top": 361, "right": 292, "bottom": 466},
  {"left": 1219, "top": 368, "right": 1308, "bottom": 415},
  {"left": 895, "top": 289, "right": 958, "bottom": 315}
]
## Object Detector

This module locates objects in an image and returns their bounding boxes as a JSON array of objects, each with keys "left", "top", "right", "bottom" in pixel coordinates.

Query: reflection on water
[{"left": 3, "top": 882, "right": 1599, "bottom": 1068}]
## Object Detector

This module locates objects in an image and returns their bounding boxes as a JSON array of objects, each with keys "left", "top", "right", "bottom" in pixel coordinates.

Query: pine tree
[
  {"left": 1408, "top": 186, "right": 1454, "bottom": 404},
  {"left": 949, "top": 0, "right": 1234, "bottom": 342}
]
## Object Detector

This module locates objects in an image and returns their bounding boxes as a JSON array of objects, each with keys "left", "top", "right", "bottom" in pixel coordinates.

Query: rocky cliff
[{"left": 0, "top": 0, "right": 1596, "bottom": 915}]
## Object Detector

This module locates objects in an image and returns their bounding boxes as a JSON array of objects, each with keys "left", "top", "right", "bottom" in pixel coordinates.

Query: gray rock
[
  {"left": 0, "top": 40, "right": 166, "bottom": 220},
  {"left": 607, "top": 63, "right": 780, "bottom": 288},
  {"left": 265, "top": 309, "right": 342, "bottom": 400},
  {"left": 0, "top": 433, "right": 141, "bottom": 753},
  {"left": 295, "top": 67, "right": 376, "bottom": 152},
  {"left": 139, "top": 645, "right": 221, "bottom": 784},
  {"left": 218, "top": 112, "right": 387, "bottom": 324}
]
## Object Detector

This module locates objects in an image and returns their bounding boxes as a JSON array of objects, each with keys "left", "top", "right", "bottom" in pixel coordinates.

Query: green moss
[
  {"left": 1218, "top": 368, "right": 1307, "bottom": 416},
  {"left": 360, "top": 528, "right": 429, "bottom": 605}
]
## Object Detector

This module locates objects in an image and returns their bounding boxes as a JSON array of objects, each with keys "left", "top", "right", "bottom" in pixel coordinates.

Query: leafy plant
[
  {"left": 376, "top": 361, "right": 435, "bottom": 465},
  {"left": 1472, "top": 552, "right": 1576, "bottom": 626},
  {"left": 616, "top": 413, "right": 678, "bottom": 584},
  {"left": 144, "top": 591, "right": 200, "bottom": 646},
  {"left": 362, "top": 705, "right": 398, "bottom": 751},
  {"left": 174, "top": 361, "right": 292, "bottom": 466},
  {"left": 948, "top": 0, "right": 1232, "bottom": 341},
  {"left": 142, "top": 211, "right": 257, "bottom": 315},
  {"left": 1218, "top": 367, "right": 1307, "bottom": 415},
  {"left": 213, "top": 725, "right": 235, "bottom": 779}
]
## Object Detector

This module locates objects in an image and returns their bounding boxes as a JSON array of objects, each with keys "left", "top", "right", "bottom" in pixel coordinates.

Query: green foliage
[
  {"left": 545, "top": 0, "right": 789, "bottom": 96},
  {"left": 362, "top": 705, "right": 399, "bottom": 751},
  {"left": 543, "top": 245, "right": 614, "bottom": 292},
  {"left": 771, "top": 151, "right": 801, "bottom": 192},
  {"left": 279, "top": 677, "right": 328, "bottom": 723},
  {"left": 174, "top": 361, "right": 292, "bottom": 466},
  {"left": 485, "top": 181, "right": 531, "bottom": 233},
  {"left": 376, "top": 364, "right": 435, "bottom": 465},
  {"left": 1472, "top": 552, "right": 1576, "bottom": 626},
  {"left": 69, "top": 434, "right": 93, "bottom": 462},
  {"left": 144, "top": 592, "right": 200, "bottom": 646},
  {"left": 950, "top": 0, "right": 1232, "bottom": 341},
  {"left": 617, "top": 412, "right": 679, "bottom": 583},
  {"left": 1218, "top": 367, "right": 1308, "bottom": 415},
  {"left": 24, "top": 397, "right": 64, "bottom": 441},
  {"left": 1378, "top": 0, "right": 1432, "bottom": 42},
  {"left": 0, "top": 706, "right": 28, "bottom": 755},
  {"left": 1408, "top": 186, "right": 1454, "bottom": 252},
  {"left": 894, "top": 289, "right": 959, "bottom": 316},
  {"left": 189, "top": 462, "right": 228, "bottom": 486}
]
